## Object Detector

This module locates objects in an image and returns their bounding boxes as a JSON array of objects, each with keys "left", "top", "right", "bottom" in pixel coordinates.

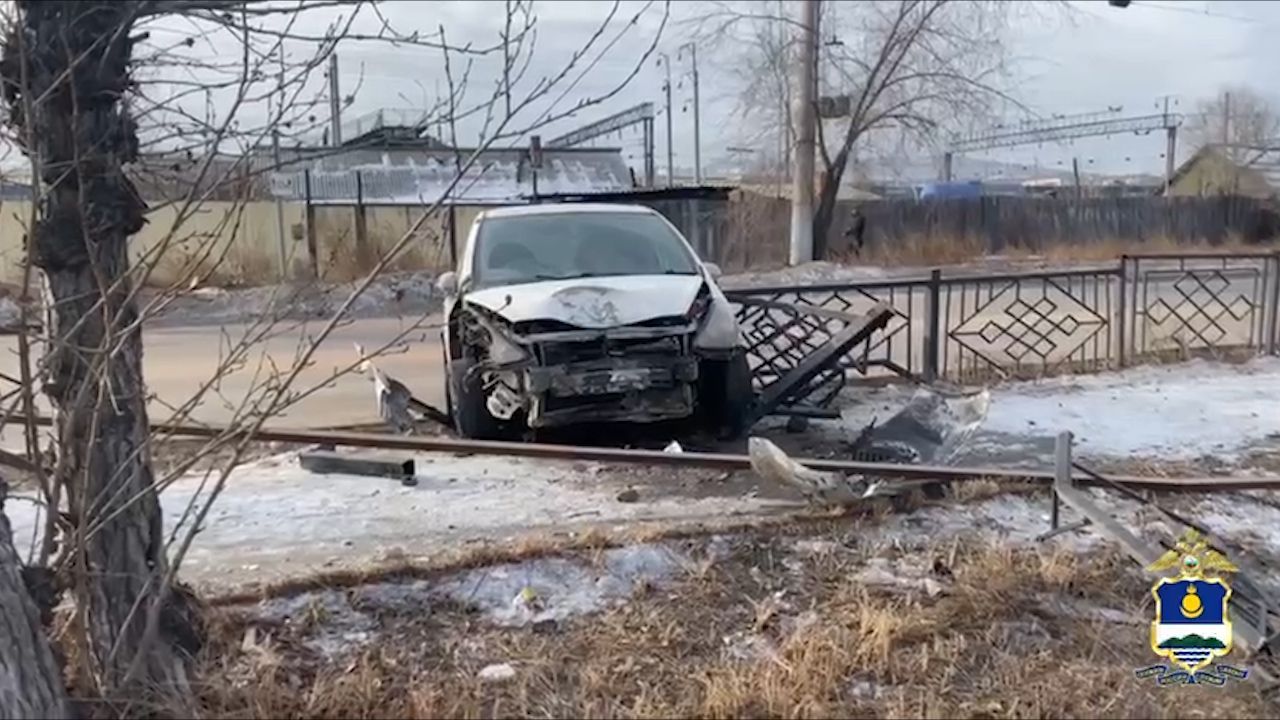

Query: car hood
[{"left": 465, "top": 274, "right": 705, "bottom": 328}]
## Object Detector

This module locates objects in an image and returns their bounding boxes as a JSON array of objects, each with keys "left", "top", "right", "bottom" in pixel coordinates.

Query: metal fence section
[
  {"left": 940, "top": 268, "right": 1116, "bottom": 381},
  {"left": 728, "top": 252, "right": 1280, "bottom": 386},
  {"left": 1123, "top": 254, "right": 1279, "bottom": 363},
  {"left": 729, "top": 280, "right": 927, "bottom": 381}
]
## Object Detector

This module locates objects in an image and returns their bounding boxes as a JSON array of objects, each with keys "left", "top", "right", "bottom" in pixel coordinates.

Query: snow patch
[
  {"left": 255, "top": 589, "right": 377, "bottom": 659},
  {"left": 250, "top": 543, "right": 686, "bottom": 657},
  {"left": 827, "top": 358, "right": 1280, "bottom": 467},
  {"left": 4, "top": 450, "right": 785, "bottom": 587},
  {"left": 721, "top": 261, "right": 890, "bottom": 289},
  {"left": 978, "top": 358, "right": 1280, "bottom": 461},
  {"left": 427, "top": 544, "right": 684, "bottom": 627},
  {"left": 0, "top": 295, "right": 19, "bottom": 326}
]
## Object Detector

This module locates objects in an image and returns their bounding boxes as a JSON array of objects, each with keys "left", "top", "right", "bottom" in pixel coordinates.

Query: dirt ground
[{"left": 192, "top": 487, "right": 1280, "bottom": 719}]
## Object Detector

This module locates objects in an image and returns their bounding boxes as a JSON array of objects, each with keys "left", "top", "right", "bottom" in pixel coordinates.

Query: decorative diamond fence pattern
[
  {"left": 728, "top": 253, "right": 1280, "bottom": 387},
  {"left": 1127, "top": 255, "right": 1275, "bottom": 361}
]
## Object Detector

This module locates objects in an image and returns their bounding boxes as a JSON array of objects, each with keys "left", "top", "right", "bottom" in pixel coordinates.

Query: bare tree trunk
[
  {"left": 0, "top": 483, "right": 70, "bottom": 719},
  {"left": 813, "top": 144, "right": 853, "bottom": 260},
  {"left": 1, "top": 0, "right": 195, "bottom": 708}
]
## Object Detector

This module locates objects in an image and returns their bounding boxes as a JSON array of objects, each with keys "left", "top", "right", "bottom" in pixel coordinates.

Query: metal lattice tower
[
  {"left": 546, "top": 103, "right": 656, "bottom": 187},
  {"left": 943, "top": 106, "right": 1184, "bottom": 187}
]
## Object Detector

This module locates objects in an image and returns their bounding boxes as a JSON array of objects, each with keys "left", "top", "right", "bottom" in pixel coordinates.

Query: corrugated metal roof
[
  {"left": 270, "top": 147, "right": 632, "bottom": 204},
  {"left": 136, "top": 146, "right": 634, "bottom": 204}
]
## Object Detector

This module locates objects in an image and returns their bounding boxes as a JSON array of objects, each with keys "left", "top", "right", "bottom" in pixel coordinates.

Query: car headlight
[
  {"left": 693, "top": 295, "right": 742, "bottom": 350},
  {"left": 469, "top": 308, "right": 530, "bottom": 365},
  {"left": 686, "top": 292, "right": 712, "bottom": 323},
  {"left": 487, "top": 326, "right": 529, "bottom": 365}
]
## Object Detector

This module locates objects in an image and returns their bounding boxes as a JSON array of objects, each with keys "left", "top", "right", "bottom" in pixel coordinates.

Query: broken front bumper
[{"left": 523, "top": 355, "right": 699, "bottom": 428}]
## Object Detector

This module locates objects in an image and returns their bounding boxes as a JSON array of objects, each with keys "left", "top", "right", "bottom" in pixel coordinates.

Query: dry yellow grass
[{"left": 192, "top": 513, "right": 1277, "bottom": 719}]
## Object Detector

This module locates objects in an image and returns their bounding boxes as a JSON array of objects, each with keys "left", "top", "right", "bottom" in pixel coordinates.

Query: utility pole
[
  {"left": 1162, "top": 95, "right": 1177, "bottom": 190},
  {"left": 777, "top": 0, "right": 788, "bottom": 194},
  {"left": 789, "top": 0, "right": 819, "bottom": 266},
  {"left": 660, "top": 52, "right": 674, "bottom": 186},
  {"left": 503, "top": 0, "right": 513, "bottom": 118},
  {"left": 328, "top": 52, "right": 342, "bottom": 146},
  {"left": 1223, "top": 90, "right": 1232, "bottom": 161},
  {"left": 642, "top": 115, "right": 655, "bottom": 186},
  {"left": 1223, "top": 91, "right": 1231, "bottom": 144},
  {"left": 275, "top": 46, "right": 289, "bottom": 279},
  {"left": 680, "top": 42, "right": 702, "bottom": 184}
]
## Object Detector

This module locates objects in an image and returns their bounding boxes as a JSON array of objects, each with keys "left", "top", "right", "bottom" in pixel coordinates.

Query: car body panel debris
[{"left": 749, "top": 385, "right": 991, "bottom": 505}]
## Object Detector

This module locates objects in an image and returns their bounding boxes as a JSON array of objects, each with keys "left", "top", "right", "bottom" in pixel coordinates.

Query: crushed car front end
[
  {"left": 509, "top": 318, "right": 700, "bottom": 427},
  {"left": 442, "top": 204, "right": 751, "bottom": 437},
  {"left": 458, "top": 286, "right": 726, "bottom": 429}
]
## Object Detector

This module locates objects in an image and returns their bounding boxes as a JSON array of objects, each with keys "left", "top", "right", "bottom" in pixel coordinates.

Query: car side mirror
[
  {"left": 435, "top": 271, "right": 459, "bottom": 296},
  {"left": 703, "top": 262, "right": 722, "bottom": 280}
]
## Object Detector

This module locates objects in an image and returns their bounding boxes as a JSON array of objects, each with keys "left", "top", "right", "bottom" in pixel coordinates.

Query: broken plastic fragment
[{"left": 478, "top": 663, "right": 517, "bottom": 682}]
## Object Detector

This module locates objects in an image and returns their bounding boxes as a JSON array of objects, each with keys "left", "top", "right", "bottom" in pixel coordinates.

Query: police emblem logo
[{"left": 1137, "top": 530, "right": 1249, "bottom": 686}]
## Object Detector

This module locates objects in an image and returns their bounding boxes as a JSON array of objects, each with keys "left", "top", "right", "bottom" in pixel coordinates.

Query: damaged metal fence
[
  {"left": 1046, "top": 431, "right": 1279, "bottom": 681},
  {"left": 727, "top": 251, "right": 1280, "bottom": 385}
]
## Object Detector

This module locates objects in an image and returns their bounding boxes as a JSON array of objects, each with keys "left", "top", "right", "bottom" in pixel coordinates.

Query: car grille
[{"left": 538, "top": 333, "right": 687, "bottom": 365}]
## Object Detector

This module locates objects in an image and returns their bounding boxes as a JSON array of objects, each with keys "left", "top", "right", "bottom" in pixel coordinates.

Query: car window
[{"left": 471, "top": 211, "right": 700, "bottom": 288}]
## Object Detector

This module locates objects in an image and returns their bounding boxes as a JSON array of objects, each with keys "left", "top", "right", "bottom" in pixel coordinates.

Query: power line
[{"left": 1133, "top": 1, "right": 1265, "bottom": 24}]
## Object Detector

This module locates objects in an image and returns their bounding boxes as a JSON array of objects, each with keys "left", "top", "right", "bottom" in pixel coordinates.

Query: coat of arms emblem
[{"left": 1138, "top": 530, "right": 1249, "bottom": 685}]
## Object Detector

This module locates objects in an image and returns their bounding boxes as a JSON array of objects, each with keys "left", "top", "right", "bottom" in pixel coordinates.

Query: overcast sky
[
  {"left": 102, "top": 0, "right": 1280, "bottom": 185},
  {"left": 303, "top": 0, "right": 1277, "bottom": 180}
]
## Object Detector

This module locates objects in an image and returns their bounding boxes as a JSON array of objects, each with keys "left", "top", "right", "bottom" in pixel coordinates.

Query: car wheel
[
  {"left": 698, "top": 351, "right": 754, "bottom": 440},
  {"left": 448, "top": 358, "right": 507, "bottom": 440}
]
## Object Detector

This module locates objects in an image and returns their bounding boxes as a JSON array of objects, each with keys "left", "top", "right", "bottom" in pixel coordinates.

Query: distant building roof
[
  {"left": 272, "top": 146, "right": 635, "bottom": 205},
  {"left": 1167, "top": 143, "right": 1280, "bottom": 198},
  {"left": 532, "top": 185, "right": 736, "bottom": 203},
  {"left": 481, "top": 202, "right": 658, "bottom": 218},
  {"left": 136, "top": 145, "right": 636, "bottom": 205},
  {"left": 737, "top": 182, "right": 881, "bottom": 202}
]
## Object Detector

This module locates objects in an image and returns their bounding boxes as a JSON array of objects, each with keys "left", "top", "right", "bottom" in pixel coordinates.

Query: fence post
[
  {"left": 1052, "top": 430, "right": 1072, "bottom": 531},
  {"left": 924, "top": 268, "right": 942, "bottom": 382},
  {"left": 354, "top": 170, "right": 371, "bottom": 272},
  {"left": 304, "top": 169, "right": 318, "bottom": 279},
  {"left": 447, "top": 205, "right": 458, "bottom": 267},
  {"left": 1270, "top": 253, "right": 1280, "bottom": 355},
  {"left": 1117, "top": 255, "right": 1128, "bottom": 368}
]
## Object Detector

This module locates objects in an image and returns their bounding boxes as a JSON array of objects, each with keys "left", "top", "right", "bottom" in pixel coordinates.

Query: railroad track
[{"left": 9, "top": 414, "right": 1280, "bottom": 492}]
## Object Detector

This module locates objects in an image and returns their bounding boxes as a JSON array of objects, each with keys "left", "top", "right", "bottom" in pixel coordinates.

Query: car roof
[{"left": 478, "top": 203, "right": 658, "bottom": 220}]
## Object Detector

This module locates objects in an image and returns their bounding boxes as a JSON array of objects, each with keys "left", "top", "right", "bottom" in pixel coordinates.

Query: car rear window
[{"left": 472, "top": 211, "right": 700, "bottom": 288}]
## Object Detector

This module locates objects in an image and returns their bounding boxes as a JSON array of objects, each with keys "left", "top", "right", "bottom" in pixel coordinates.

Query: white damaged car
[{"left": 434, "top": 203, "right": 752, "bottom": 440}]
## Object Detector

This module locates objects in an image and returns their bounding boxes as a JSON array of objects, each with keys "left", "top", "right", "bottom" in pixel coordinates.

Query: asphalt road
[
  {"left": 0, "top": 269, "right": 1260, "bottom": 432},
  {"left": 0, "top": 315, "right": 449, "bottom": 430}
]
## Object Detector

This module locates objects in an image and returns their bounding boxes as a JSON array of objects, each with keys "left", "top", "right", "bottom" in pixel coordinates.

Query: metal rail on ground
[
  {"left": 1050, "top": 431, "right": 1279, "bottom": 674},
  {"left": 10, "top": 413, "right": 1279, "bottom": 492}
]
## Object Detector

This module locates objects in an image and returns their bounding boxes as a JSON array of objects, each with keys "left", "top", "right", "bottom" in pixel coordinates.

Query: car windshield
[{"left": 471, "top": 211, "right": 700, "bottom": 289}]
